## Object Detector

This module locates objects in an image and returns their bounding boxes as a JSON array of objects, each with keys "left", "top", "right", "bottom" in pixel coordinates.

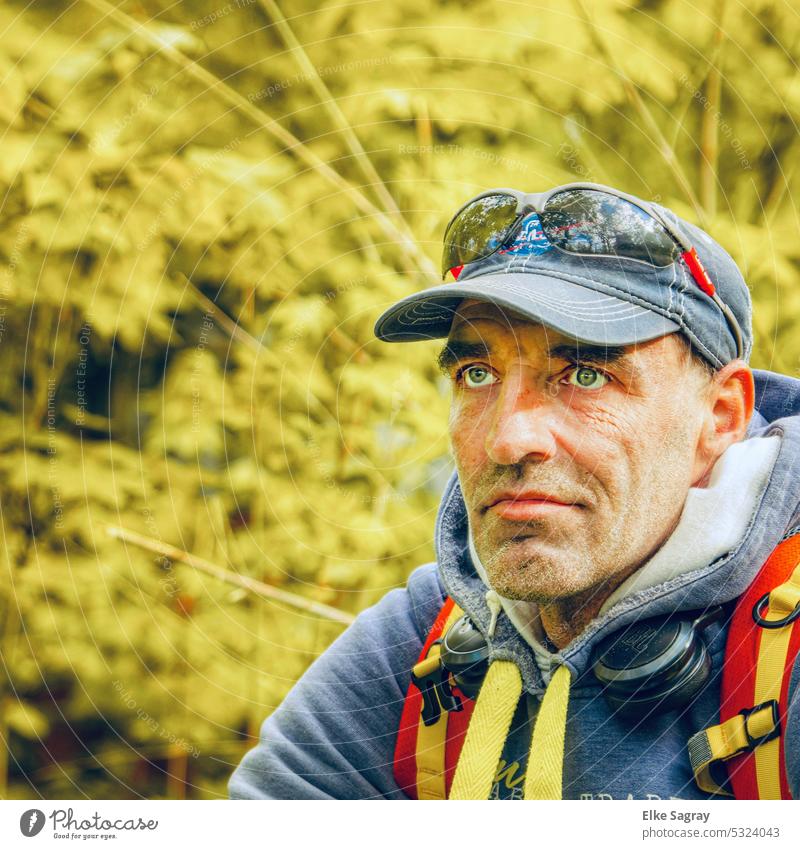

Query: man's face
[{"left": 440, "top": 299, "right": 714, "bottom": 604}]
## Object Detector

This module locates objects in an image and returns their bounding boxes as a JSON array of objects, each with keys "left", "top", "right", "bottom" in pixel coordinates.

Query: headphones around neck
[
  {"left": 591, "top": 606, "right": 724, "bottom": 715},
  {"left": 438, "top": 606, "right": 725, "bottom": 715}
]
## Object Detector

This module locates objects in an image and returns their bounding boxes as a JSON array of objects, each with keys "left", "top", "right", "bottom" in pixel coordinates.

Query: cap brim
[{"left": 373, "top": 272, "right": 681, "bottom": 346}]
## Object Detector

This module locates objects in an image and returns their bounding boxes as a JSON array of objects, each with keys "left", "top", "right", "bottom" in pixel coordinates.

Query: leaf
[{"left": 4, "top": 700, "right": 50, "bottom": 739}]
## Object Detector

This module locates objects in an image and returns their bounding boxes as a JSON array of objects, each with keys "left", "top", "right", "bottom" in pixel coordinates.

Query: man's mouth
[{"left": 484, "top": 490, "right": 582, "bottom": 521}]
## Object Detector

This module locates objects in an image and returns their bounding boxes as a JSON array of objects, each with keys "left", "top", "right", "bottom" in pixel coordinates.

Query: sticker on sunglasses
[{"left": 497, "top": 212, "right": 553, "bottom": 259}]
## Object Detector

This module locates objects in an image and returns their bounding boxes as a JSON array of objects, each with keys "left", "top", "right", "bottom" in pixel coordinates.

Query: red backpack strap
[
  {"left": 394, "top": 596, "right": 475, "bottom": 799},
  {"left": 688, "top": 531, "right": 800, "bottom": 798}
]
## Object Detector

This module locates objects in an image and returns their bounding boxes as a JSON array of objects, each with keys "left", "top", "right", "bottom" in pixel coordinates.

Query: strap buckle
[
  {"left": 411, "top": 640, "right": 463, "bottom": 726},
  {"left": 739, "top": 700, "right": 781, "bottom": 749},
  {"left": 688, "top": 700, "right": 782, "bottom": 796},
  {"left": 752, "top": 591, "right": 800, "bottom": 629}
]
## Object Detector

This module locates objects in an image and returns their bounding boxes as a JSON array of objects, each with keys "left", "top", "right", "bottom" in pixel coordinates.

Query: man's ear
[{"left": 692, "top": 360, "right": 755, "bottom": 486}]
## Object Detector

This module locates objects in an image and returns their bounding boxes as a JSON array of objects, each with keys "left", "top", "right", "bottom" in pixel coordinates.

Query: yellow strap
[
  {"left": 523, "top": 665, "right": 571, "bottom": 800},
  {"left": 752, "top": 562, "right": 800, "bottom": 799},
  {"left": 448, "top": 660, "right": 523, "bottom": 800},
  {"left": 687, "top": 706, "right": 776, "bottom": 795},
  {"left": 414, "top": 603, "right": 463, "bottom": 800},
  {"left": 768, "top": 567, "right": 800, "bottom": 617}
]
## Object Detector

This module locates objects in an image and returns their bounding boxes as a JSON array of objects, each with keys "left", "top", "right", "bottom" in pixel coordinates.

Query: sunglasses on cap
[{"left": 441, "top": 183, "right": 744, "bottom": 360}]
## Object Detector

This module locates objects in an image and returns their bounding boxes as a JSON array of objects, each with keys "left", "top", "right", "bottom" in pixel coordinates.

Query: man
[{"left": 229, "top": 183, "right": 800, "bottom": 800}]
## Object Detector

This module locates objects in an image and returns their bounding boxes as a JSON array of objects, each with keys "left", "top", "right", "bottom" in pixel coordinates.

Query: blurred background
[{"left": 1, "top": 0, "right": 799, "bottom": 799}]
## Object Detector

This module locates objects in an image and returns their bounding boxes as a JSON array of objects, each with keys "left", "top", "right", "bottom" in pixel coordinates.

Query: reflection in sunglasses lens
[
  {"left": 442, "top": 194, "right": 519, "bottom": 276},
  {"left": 543, "top": 190, "right": 678, "bottom": 267}
]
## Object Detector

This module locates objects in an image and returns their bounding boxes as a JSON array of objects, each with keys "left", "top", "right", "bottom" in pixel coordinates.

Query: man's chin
[
  {"left": 480, "top": 543, "right": 597, "bottom": 603},
  {"left": 486, "top": 573, "right": 596, "bottom": 604}
]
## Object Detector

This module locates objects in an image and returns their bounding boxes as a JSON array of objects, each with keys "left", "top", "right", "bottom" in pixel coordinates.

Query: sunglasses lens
[
  {"left": 543, "top": 190, "right": 680, "bottom": 267},
  {"left": 441, "top": 194, "right": 519, "bottom": 277}
]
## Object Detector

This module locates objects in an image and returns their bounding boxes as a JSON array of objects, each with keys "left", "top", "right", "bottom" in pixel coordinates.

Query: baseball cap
[{"left": 373, "top": 186, "right": 753, "bottom": 368}]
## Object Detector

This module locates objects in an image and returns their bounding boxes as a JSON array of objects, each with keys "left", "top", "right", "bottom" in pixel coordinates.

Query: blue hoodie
[{"left": 228, "top": 369, "right": 800, "bottom": 800}]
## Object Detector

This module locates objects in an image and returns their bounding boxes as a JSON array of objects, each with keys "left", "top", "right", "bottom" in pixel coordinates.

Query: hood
[{"left": 433, "top": 368, "right": 800, "bottom": 694}]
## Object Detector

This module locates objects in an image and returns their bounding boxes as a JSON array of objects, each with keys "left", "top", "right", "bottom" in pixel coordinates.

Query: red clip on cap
[
  {"left": 681, "top": 248, "right": 716, "bottom": 297},
  {"left": 448, "top": 265, "right": 464, "bottom": 281}
]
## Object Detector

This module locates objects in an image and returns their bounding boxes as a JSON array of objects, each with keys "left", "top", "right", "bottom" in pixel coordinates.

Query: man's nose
[{"left": 484, "top": 366, "right": 558, "bottom": 465}]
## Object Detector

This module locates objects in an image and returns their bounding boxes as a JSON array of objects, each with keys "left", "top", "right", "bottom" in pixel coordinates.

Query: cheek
[
  {"left": 553, "top": 401, "right": 665, "bottom": 504},
  {"left": 590, "top": 401, "right": 700, "bottom": 502},
  {"left": 554, "top": 402, "right": 638, "bottom": 469},
  {"left": 448, "top": 399, "right": 486, "bottom": 469},
  {"left": 448, "top": 395, "right": 500, "bottom": 503}
]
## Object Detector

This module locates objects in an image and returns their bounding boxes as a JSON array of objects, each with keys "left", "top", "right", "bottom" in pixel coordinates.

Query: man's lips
[{"left": 484, "top": 490, "right": 582, "bottom": 521}]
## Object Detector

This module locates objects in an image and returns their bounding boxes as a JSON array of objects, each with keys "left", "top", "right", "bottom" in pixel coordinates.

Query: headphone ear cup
[
  {"left": 440, "top": 615, "right": 490, "bottom": 700},
  {"left": 592, "top": 616, "right": 714, "bottom": 717},
  {"left": 668, "top": 642, "right": 712, "bottom": 707}
]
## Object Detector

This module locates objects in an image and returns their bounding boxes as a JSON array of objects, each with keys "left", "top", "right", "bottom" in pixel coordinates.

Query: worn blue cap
[{"left": 374, "top": 188, "right": 752, "bottom": 368}]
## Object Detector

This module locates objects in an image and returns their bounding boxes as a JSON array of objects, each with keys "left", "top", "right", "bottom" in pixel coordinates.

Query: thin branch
[
  {"left": 699, "top": 0, "right": 727, "bottom": 220},
  {"left": 106, "top": 525, "right": 355, "bottom": 626},
  {"left": 256, "top": 0, "right": 408, "bottom": 225},
  {"left": 750, "top": 25, "right": 800, "bottom": 226},
  {"left": 80, "top": 0, "right": 436, "bottom": 279},
  {"left": 763, "top": 159, "right": 796, "bottom": 227},
  {"left": 181, "top": 275, "right": 264, "bottom": 356},
  {"left": 571, "top": 0, "right": 704, "bottom": 223},
  {"left": 699, "top": 68, "right": 721, "bottom": 221}
]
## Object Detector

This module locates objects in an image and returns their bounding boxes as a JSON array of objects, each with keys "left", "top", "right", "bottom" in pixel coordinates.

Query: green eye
[
  {"left": 568, "top": 366, "right": 608, "bottom": 390},
  {"left": 462, "top": 366, "right": 497, "bottom": 388}
]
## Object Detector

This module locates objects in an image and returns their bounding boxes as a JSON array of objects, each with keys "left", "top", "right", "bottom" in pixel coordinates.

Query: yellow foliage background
[{"left": 0, "top": 0, "right": 798, "bottom": 798}]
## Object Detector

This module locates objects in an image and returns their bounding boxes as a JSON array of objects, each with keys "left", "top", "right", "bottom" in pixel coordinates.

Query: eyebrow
[
  {"left": 548, "top": 343, "right": 629, "bottom": 368},
  {"left": 437, "top": 339, "right": 492, "bottom": 374},
  {"left": 436, "top": 337, "right": 634, "bottom": 375}
]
